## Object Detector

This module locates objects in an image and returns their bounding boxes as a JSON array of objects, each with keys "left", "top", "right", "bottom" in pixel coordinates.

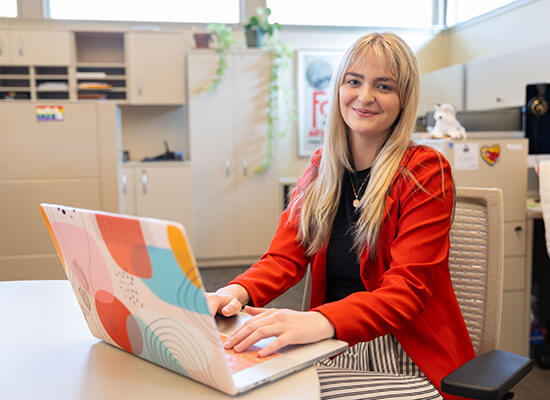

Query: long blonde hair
[{"left": 290, "top": 32, "right": 420, "bottom": 257}]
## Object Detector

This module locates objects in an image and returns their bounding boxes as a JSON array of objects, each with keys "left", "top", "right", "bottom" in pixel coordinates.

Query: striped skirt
[{"left": 316, "top": 334, "right": 443, "bottom": 400}]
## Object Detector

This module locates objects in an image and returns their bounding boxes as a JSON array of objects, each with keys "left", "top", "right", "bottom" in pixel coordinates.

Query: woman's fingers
[
  {"left": 221, "top": 297, "right": 242, "bottom": 316},
  {"left": 232, "top": 324, "right": 281, "bottom": 353},
  {"left": 244, "top": 305, "right": 267, "bottom": 315}
]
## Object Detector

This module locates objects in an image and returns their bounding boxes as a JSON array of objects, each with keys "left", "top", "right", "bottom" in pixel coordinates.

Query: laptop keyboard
[{"left": 220, "top": 334, "right": 280, "bottom": 373}]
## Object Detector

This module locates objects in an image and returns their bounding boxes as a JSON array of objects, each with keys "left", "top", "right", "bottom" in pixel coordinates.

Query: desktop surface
[{"left": 0, "top": 280, "right": 320, "bottom": 400}]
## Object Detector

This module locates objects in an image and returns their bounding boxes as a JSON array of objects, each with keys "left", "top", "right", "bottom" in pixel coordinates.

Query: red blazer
[{"left": 230, "top": 145, "right": 475, "bottom": 399}]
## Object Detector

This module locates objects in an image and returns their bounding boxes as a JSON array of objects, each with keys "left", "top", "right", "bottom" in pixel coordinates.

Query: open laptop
[{"left": 40, "top": 203, "right": 348, "bottom": 395}]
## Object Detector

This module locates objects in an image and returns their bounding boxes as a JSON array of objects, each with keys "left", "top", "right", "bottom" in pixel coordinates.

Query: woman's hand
[
  {"left": 224, "top": 306, "right": 335, "bottom": 357},
  {"left": 206, "top": 284, "right": 250, "bottom": 317}
]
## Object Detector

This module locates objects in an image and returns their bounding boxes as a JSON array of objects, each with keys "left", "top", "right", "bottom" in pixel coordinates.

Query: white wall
[{"left": 419, "top": 0, "right": 550, "bottom": 72}]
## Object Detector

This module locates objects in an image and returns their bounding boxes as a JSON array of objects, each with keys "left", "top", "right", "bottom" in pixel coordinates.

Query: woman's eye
[
  {"left": 347, "top": 79, "right": 360, "bottom": 86},
  {"left": 378, "top": 84, "right": 393, "bottom": 91}
]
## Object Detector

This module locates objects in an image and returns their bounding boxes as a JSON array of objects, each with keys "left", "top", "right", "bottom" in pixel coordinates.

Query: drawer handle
[
  {"left": 122, "top": 175, "right": 127, "bottom": 194},
  {"left": 141, "top": 170, "right": 148, "bottom": 194},
  {"left": 514, "top": 226, "right": 523, "bottom": 232}
]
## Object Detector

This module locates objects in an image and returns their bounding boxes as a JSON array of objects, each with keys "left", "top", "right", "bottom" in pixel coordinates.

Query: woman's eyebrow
[
  {"left": 343, "top": 72, "right": 395, "bottom": 83},
  {"left": 344, "top": 72, "right": 364, "bottom": 79}
]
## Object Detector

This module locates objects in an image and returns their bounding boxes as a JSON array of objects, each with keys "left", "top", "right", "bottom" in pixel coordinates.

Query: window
[
  {"left": 48, "top": 0, "right": 239, "bottom": 23},
  {"left": 266, "top": 0, "right": 434, "bottom": 29},
  {"left": 0, "top": 0, "right": 17, "bottom": 18},
  {"left": 446, "top": 0, "right": 521, "bottom": 26}
]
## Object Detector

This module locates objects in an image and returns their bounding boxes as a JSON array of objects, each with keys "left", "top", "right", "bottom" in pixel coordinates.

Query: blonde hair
[{"left": 290, "top": 32, "right": 420, "bottom": 257}]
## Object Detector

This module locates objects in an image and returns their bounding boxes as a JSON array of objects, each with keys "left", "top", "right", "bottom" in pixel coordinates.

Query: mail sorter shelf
[
  {"left": 76, "top": 64, "right": 127, "bottom": 101},
  {"left": 35, "top": 66, "right": 69, "bottom": 100},
  {"left": 0, "top": 65, "right": 31, "bottom": 100}
]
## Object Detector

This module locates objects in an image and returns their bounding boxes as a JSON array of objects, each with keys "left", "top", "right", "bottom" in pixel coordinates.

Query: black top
[{"left": 326, "top": 168, "right": 371, "bottom": 302}]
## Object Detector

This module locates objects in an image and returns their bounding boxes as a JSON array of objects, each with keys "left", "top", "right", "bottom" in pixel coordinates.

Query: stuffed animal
[{"left": 427, "top": 103, "right": 467, "bottom": 139}]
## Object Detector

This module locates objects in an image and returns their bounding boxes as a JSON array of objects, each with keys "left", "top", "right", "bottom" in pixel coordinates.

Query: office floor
[{"left": 201, "top": 265, "right": 550, "bottom": 399}]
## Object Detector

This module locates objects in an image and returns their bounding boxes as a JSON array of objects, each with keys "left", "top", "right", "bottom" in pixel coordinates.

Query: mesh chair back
[
  {"left": 450, "top": 187, "right": 504, "bottom": 355},
  {"left": 300, "top": 187, "right": 505, "bottom": 356}
]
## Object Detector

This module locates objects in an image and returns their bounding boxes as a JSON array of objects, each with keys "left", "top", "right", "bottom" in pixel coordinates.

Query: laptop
[{"left": 40, "top": 203, "right": 348, "bottom": 395}]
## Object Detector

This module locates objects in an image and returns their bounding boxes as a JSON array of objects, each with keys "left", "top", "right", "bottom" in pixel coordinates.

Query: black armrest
[{"left": 441, "top": 350, "right": 533, "bottom": 399}]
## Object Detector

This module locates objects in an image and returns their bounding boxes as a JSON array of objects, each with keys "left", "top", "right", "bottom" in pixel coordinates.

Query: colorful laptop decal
[{"left": 40, "top": 205, "right": 238, "bottom": 392}]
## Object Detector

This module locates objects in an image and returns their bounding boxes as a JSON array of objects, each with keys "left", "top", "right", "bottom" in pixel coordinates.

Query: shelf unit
[
  {"left": 74, "top": 32, "right": 127, "bottom": 101},
  {"left": 0, "top": 65, "right": 31, "bottom": 100},
  {"left": 76, "top": 64, "right": 126, "bottom": 101},
  {"left": 34, "top": 66, "right": 69, "bottom": 100}
]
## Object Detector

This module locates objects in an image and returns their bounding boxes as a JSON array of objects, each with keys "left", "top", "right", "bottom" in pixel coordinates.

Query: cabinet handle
[
  {"left": 225, "top": 160, "right": 230, "bottom": 177},
  {"left": 0, "top": 38, "right": 3, "bottom": 57},
  {"left": 496, "top": 97, "right": 502, "bottom": 103},
  {"left": 141, "top": 170, "right": 148, "bottom": 194},
  {"left": 514, "top": 226, "right": 522, "bottom": 232},
  {"left": 17, "top": 38, "right": 23, "bottom": 57},
  {"left": 137, "top": 80, "right": 142, "bottom": 96},
  {"left": 122, "top": 175, "right": 127, "bottom": 194},
  {"left": 242, "top": 159, "right": 248, "bottom": 176}
]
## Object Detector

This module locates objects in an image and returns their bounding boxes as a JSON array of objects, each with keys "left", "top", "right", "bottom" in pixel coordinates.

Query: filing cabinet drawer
[
  {"left": 0, "top": 180, "right": 100, "bottom": 256},
  {"left": 503, "top": 255, "right": 525, "bottom": 291},
  {"left": 0, "top": 103, "right": 99, "bottom": 180},
  {"left": 501, "top": 290, "right": 528, "bottom": 356},
  {"left": 504, "top": 221, "right": 526, "bottom": 257}
]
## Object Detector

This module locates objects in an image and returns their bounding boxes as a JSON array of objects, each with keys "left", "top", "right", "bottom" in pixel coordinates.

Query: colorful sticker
[
  {"left": 481, "top": 144, "right": 501, "bottom": 166},
  {"left": 36, "top": 105, "right": 64, "bottom": 121}
]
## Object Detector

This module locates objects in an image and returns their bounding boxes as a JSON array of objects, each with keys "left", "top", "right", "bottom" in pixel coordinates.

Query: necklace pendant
[{"left": 353, "top": 199, "right": 360, "bottom": 208}]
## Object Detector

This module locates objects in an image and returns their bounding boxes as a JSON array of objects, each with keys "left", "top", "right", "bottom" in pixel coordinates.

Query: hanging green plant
[
  {"left": 202, "top": 23, "right": 235, "bottom": 92},
  {"left": 254, "top": 34, "right": 296, "bottom": 174}
]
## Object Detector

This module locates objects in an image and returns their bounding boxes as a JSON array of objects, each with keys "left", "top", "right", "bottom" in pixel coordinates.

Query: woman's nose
[{"left": 358, "top": 86, "right": 375, "bottom": 103}]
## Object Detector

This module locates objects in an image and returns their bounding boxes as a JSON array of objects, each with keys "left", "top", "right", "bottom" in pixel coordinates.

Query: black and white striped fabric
[{"left": 316, "top": 334, "right": 443, "bottom": 400}]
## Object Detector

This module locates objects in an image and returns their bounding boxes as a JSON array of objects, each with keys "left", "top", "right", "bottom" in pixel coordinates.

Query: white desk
[{"left": 0, "top": 280, "right": 320, "bottom": 400}]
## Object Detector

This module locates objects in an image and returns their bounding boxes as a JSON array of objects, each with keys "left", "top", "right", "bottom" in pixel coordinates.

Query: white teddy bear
[{"left": 427, "top": 103, "right": 467, "bottom": 139}]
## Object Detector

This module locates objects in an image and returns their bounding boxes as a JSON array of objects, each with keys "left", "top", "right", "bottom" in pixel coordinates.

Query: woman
[{"left": 207, "top": 32, "right": 475, "bottom": 400}]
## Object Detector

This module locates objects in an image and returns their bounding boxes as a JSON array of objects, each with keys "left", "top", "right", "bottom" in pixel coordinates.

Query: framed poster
[{"left": 296, "top": 49, "right": 344, "bottom": 158}]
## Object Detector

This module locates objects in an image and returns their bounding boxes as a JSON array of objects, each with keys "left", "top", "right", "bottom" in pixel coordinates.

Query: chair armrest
[{"left": 441, "top": 350, "right": 533, "bottom": 399}]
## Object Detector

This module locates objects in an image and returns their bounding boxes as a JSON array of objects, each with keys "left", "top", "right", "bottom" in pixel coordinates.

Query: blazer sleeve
[
  {"left": 312, "top": 148, "right": 455, "bottom": 344},
  {"left": 227, "top": 148, "right": 323, "bottom": 307}
]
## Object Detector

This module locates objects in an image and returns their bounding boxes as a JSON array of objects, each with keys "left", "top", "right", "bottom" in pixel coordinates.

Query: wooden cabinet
[
  {"left": 187, "top": 50, "right": 280, "bottom": 266},
  {"left": 6, "top": 30, "right": 71, "bottom": 66},
  {"left": 125, "top": 32, "right": 185, "bottom": 104},
  {"left": 0, "top": 102, "right": 120, "bottom": 281},
  {"left": 466, "top": 44, "right": 550, "bottom": 110},
  {"left": 418, "top": 64, "right": 465, "bottom": 115},
  {"left": 120, "top": 162, "right": 192, "bottom": 236}
]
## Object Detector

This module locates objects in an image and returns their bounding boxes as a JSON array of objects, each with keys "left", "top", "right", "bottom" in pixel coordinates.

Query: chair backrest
[
  {"left": 450, "top": 187, "right": 504, "bottom": 355},
  {"left": 301, "top": 186, "right": 505, "bottom": 356}
]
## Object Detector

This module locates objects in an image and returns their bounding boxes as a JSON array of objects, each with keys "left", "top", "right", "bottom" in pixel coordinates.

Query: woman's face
[{"left": 339, "top": 51, "right": 401, "bottom": 144}]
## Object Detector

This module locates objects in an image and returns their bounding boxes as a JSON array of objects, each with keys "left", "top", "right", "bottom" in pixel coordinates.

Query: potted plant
[{"left": 244, "top": 7, "right": 281, "bottom": 48}]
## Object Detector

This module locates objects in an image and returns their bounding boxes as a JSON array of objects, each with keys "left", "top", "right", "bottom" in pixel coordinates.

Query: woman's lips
[{"left": 353, "top": 107, "right": 378, "bottom": 118}]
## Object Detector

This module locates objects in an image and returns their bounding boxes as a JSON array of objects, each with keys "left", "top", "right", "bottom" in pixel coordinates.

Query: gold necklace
[{"left": 349, "top": 170, "right": 371, "bottom": 208}]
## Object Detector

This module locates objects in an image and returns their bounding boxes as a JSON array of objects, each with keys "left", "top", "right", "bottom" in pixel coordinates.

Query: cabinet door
[
  {"left": 133, "top": 165, "right": 192, "bottom": 232},
  {"left": 0, "top": 30, "right": 10, "bottom": 63},
  {"left": 233, "top": 52, "right": 280, "bottom": 257},
  {"left": 126, "top": 32, "right": 185, "bottom": 104},
  {"left": 498, "top": 46, "right": 550, "bottom": 108},
  {"left": 9, "top": 30, "right": 71, "bottom": 65},
  {"left": 466, "top": 58, "right": 499, "bottom": 110},
  {"left": 419, "top": 64, "right": 465, "bottom": 115},
  {"left": 188, "top": 51, "right": 239, "bottom": 259}
]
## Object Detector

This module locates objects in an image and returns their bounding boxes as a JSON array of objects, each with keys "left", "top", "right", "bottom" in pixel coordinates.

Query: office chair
[
  {"left": 300, "top": 187, "right": 532, "bottom": 399},
  {"left": 440, "top": 187, "right": 532, "bottom": 399}
]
